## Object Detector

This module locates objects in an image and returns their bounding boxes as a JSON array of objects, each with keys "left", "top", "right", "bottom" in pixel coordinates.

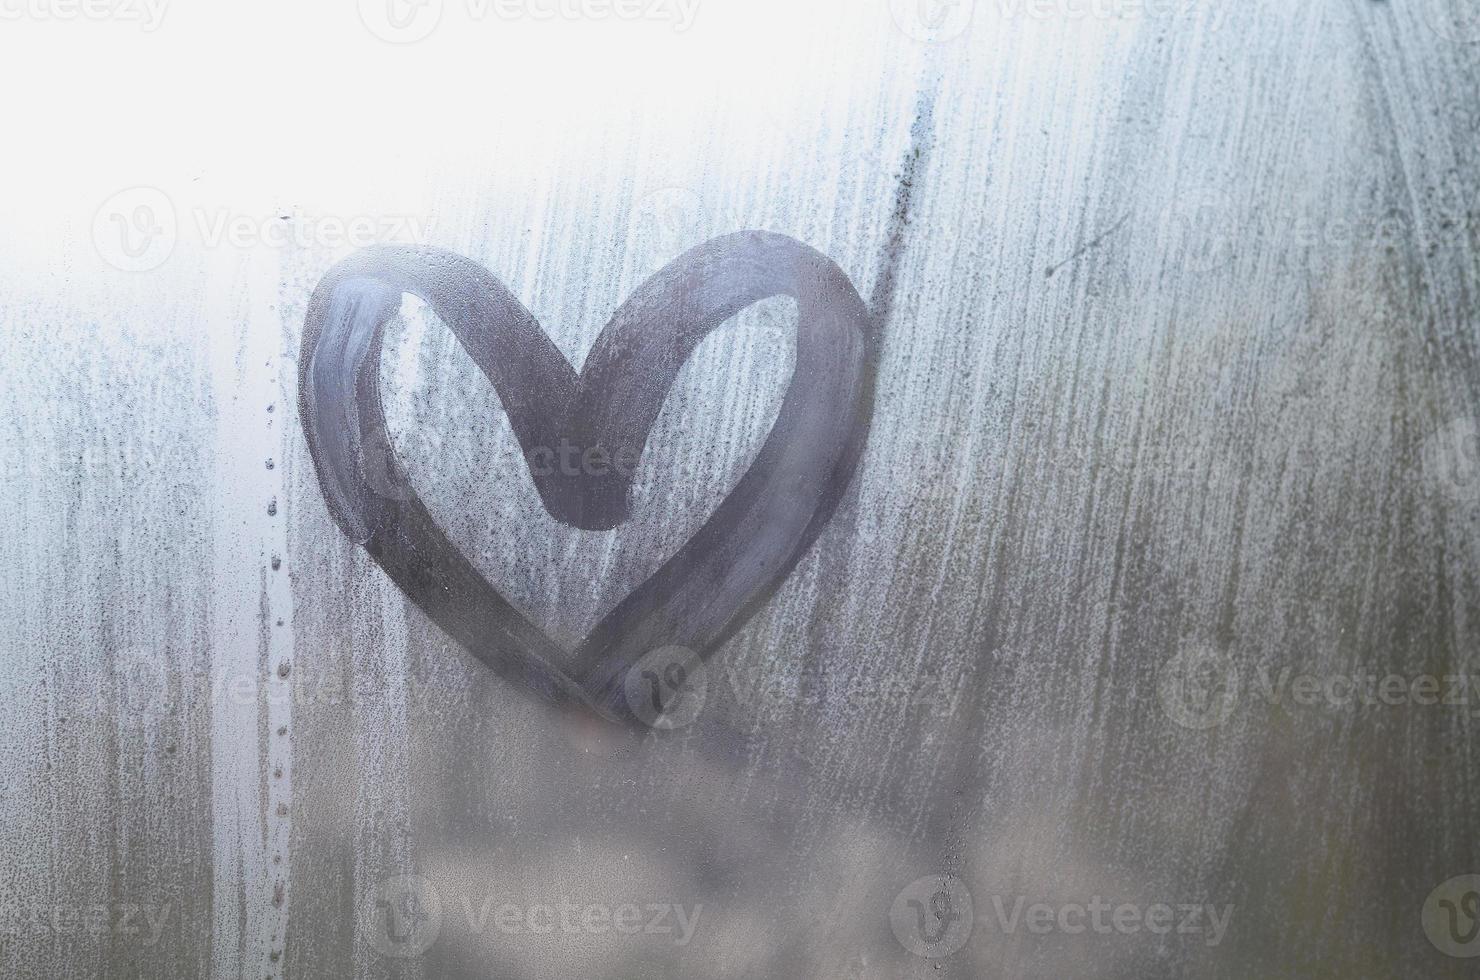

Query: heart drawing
[{"left": 299, "top": 231, "right": 877, "bottom": 727}]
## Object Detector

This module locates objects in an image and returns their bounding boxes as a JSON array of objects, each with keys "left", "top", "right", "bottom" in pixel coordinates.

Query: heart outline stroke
[{"left": 299, "top": 230, "right": 877, "bottom": 726}]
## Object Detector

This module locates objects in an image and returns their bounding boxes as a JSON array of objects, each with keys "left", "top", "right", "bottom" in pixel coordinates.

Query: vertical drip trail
[
  {"left": 262, "top": 340, "right": 295, "bottom": 978},
  {"left": 864, "top": 49, "right": 995, "bottom": 886},
  {"left": 868, "top": 53, "right": 944, "bottom": 333},
  {"left": 207, "top": 249, "right": 295, "bottom": 980}
]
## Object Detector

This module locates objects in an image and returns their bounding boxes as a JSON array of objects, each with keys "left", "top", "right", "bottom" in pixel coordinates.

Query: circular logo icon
[
  {"left": 1419, "top": 0, "right": 1480, "bottom": 44},
  {"left": 358, "top": 0, "right": 443, "bottom": 43},
  {"left": 624, "top": 646, "right": 707, "bottom": 729},
  {"left": 1424, "top": 416, "right": 1480, "bottom": 511},
  {"left": 92, "top": 186, "right": 176, "bottom": 272},
  {"left": 1157, "top": 647, "right": 1240, "bottom": 730},
  {"left": 114, "top": 646, "right": 171, "bottom": 719},
  {"left": 889, "top": 0, "right": 975, "bottom": 42},
  {"left": 1422, "top": 875, "right": 1480, "bottom": 958},
  {"left": 890, "top": 874, "right": 973, "bottom": 959},
  {"left": 363, "top": 874, "right": 442, "bottom": 958}
]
